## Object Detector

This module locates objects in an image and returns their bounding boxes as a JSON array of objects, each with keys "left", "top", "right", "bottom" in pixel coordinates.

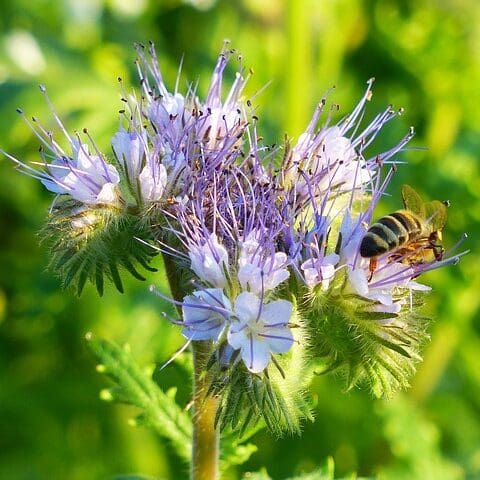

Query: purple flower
[
  {"left": 188, "top": 233, "right": 229, "bottom": 288},
  {"left": 182, "top": 288, "right": 231, "bottom": 341},
  {"left": 237, "top": 230, "right": 290, "bottom": 295},
  {"left": 44, "top": 141, "right": 120, "bottom": 205},
  {"left": 301, "top": 253, "right": 339, "bottom": 290},
  {"left": 4, "top": 90, "right": 121, "bottom": 207}
]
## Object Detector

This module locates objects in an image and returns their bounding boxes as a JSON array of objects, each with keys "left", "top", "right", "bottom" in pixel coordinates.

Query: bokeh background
[{"left": 0, "top": 0, "right": 479, "bottom": 479}]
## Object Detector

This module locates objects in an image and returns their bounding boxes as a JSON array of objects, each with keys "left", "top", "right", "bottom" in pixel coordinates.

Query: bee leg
[
  {"left": 428, "top": 233, "right": 444, "bottom": 261},
  {"left": 368, "top": 258, "right": 378, "bottom": 282},
  {"left": 433, "top": 245, "right": 445, "bottom": 261}
]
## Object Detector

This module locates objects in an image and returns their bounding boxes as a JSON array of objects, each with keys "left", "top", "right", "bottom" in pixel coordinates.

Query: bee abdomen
[
  {"left": 359, "top": 213, "right": 410, "bottom": 258},
  {"left": 390, "top": 211, "right": 422, "bottom": 238}
]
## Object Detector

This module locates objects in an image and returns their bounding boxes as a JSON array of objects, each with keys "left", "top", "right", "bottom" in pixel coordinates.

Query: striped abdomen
[{"left": 360, "top": 210, "right": 425, "bottom": 258}]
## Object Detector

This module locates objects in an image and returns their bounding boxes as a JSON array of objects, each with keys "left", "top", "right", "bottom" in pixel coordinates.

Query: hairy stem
[
  {"left": 162, "top": 253, "right": 219, "bottom": 480},
  {"left": 191, "top": 341, "right": 219, "bottom": 480}
]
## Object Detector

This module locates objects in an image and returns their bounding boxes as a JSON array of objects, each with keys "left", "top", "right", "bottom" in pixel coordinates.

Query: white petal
[
  {"left": 95, "top": 183, "right": 118, "bottom": 205},
  {"left": 240, "top": 335, "right": 271, "bottom": 373},
  {"left": 408, "top": 280, "right": 431, "bottom": 291},
  {"left": 234, "top": 291, "right": 261, "bottom": 323},
  {"left": 303, "top": 267, "right": 319, "bottom": 288},
  {"left": 261, "top": 326, "right": 294, "bottom": 353},
  {"left": 261, "top": 299, "right": 293, "bottom": 326},
  {"left": 188, "top": 234, "right": 229, "bottom": 288},
  {"left": 73, "top": 143, "right": 93, "bottom": 170},
  {"left": 367, "top": 291, "right": 394, "bottom": 306},
  {"left": 237, "top": 263, "right": 260, "bottom": 292},
  {"left": 348, "top": 268, "right": 369, "bottom": 296},
  {"left": 182, "top": 289, "right": 229, "bottom": 341},
  {"left": 239, "top": 231, "right": 260, "bottom": 266},
  {"left": 139, "top": 162, "right": 167, "bottom": 202},
  {"left": 227, "top": 321, "right": 248, "bottom": 350},
  {"left": 324, "top": 253, "right": 340, "bottom": 266},
  {"left": 112, "top": 131, "right": 143, "bottom": 180},
  {"left": 264, "top": 264, "right": 290, "bottom": 291}
]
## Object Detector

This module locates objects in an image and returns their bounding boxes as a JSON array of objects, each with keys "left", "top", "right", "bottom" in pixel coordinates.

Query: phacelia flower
[
  {"left": 227, "top": 292, "right": 294, "bottom": 373},
  {"left": 4, "top": 99, "right": 121, "bottom": 207},
  {"left": 301, "top": 253, "right": 339, "bottom": 290},
  {"left": 188, "top": 233, "right": 229, "bottom": 288},
  {"left": 238, "top": 230, "right": 290, "bottom": 295},
  {"left": 182, "top": 288, "right": 231, "bottom": 341},
  {"left": 6, "top": 43, "right": 467, "bottom": 432}
]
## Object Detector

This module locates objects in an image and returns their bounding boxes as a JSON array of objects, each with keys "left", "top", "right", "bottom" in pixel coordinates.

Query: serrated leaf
[
  {"left": 220, "top": 442, "right": 257, "bottom": 470},
  {"left": 86, "top": 334, "right": 192, "bottom": 462},
  {"left": 244, "top": 469, "right": 272, "bottom": 480}
]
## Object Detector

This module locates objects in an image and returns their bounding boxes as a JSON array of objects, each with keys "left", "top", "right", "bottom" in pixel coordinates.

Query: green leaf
[
  {"left": 244, "top": 469, "right": 272, "bottom": 480},
  {"left": 220, "top": 441, "right": 258, "bottom": 470},
  {"left": 112, "top": 476, "right": 157, "bottom": 480},
  {"left": 245, "top": 457, "right": 376, "bottom": 480},
  {"left": 85, "top": 334, "right": 192, "bottom": 463}
]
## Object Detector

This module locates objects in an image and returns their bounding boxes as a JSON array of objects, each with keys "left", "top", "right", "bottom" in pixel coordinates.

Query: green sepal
[
  {"left": 211, "top": 308, "right": 314, "bottom": 437},
  {"left": 306, "top": 280, "right": 429, "bottom": 398},
  {"left": 41, "top": 199, "right": 158, "bottom": 295}
]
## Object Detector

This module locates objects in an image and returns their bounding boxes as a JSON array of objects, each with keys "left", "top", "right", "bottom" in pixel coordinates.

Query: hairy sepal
[
  {"left": 41, "top": 199, "right": 157, "bottom": 295},
  {"left": 306, "top": 275, "right": 429, "bottom": 398},
  {"left": 212, "top": 306, "right": 314, "bottom": 437}
]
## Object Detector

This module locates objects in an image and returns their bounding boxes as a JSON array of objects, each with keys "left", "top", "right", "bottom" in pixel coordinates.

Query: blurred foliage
[{"left": 0, "top": 0, "right": 478, "bottom": 479}]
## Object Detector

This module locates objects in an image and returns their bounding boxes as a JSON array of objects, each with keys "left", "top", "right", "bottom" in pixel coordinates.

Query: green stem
[
  {"left": 191, "top": 341, "right": 220, "bottom": 480},
  {"left": 162, "top": 253, "right": 220, "bottom": 480}
]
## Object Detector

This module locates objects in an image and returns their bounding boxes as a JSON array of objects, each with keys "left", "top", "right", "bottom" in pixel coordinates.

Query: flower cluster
[{"left": 4, "top": 43, "right": 466, "bottom": 430}]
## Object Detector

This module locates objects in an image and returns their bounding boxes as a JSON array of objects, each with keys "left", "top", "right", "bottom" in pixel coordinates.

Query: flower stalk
[
  {"left": 191, "top": 341, "right": 220, "bottom": 480},
  {"left": 163, "top": 252, "right": 220, "bottom": 479}
]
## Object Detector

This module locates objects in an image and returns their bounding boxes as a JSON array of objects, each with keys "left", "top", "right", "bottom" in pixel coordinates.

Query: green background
[{"left": 0, "top": 0, "right": 479, "bottom": 479}]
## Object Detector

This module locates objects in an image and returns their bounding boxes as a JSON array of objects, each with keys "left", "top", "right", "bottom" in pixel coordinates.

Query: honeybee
[{"left": 360, "top": 184, "right": 447, "bottom": 277}]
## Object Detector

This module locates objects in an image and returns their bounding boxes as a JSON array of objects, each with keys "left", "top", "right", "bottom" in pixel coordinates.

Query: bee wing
[
  {"left": 425, "top": 200, "right": 448, "bottom": 230},
  {"left": 401, "top": 184, "right": 426, "bottom": 218}
]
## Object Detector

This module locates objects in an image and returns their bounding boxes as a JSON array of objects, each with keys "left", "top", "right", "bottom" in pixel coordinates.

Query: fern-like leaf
[{"left": 86, "top": 333, "right": 192, "bottom": 462}]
